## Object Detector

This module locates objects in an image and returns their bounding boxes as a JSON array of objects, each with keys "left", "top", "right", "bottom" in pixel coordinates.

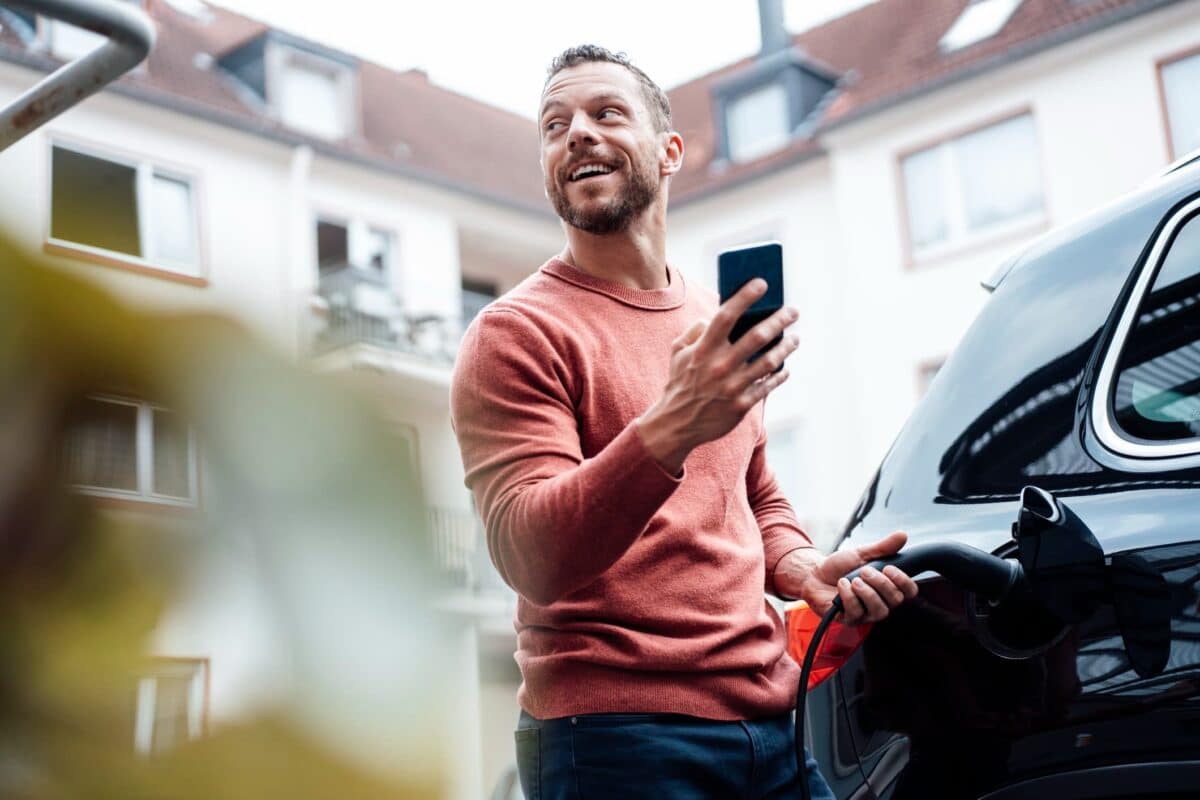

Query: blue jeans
[{"left": 514, "top": 709, "right": 836, "bottom": 800}]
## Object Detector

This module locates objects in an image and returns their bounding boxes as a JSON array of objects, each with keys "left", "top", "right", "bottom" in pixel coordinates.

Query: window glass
[
  {"left": 152, "top": 409, "right": 191, "bottom": 499},
  {"left": 958, "top": 114, "right": 1042, "bottom": 229},
  {"left": 1162, "top": 53, "right": 1200, "bottom": 158},
  {"left": 902, "top": 147, "right": 951, "bottom": 249},
  {"left": 901, "top": 113, "right": 1044, "bottom": 257},
  {"left": 726, "top": 82, "right": 790, "bottom": 163},
  {"left": 940, "top": 0, "right": 1023, "bottom": 52},
  {"left": 149, "top": 173, "right": 197, "bottom": 267},
  {"left": 317, "top": 219, "right": 349, "bottom": 273},
  {"left": 461, "top": 278, "right": 497, "bottom": 325},
  {"left": 47, "top": 1, "right": 140, "bottom": 60},
  {"left": 51, "top": 147, "right": 141, "bottom": 256},
  {"left": 66, "top": 398, "right": 138, "bottom": 491},
  {"left": 1113, "top": 211, "right": 1200, "bottom": 441},
  {"left": 134, "top": 660, "right": 206, "bottom": 756},
  {"left": 279, "top": 58, "right": 345, "bottom": 140},
  {"left": 366, "top": 228, "right": 391, "bottom": 275}
]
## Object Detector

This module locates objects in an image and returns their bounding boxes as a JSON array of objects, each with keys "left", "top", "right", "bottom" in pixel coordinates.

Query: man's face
[{"left": 538, "top": 62, "right": 664, "bottom": 235}]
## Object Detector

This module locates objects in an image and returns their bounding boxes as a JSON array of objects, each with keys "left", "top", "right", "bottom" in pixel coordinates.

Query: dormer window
[
  {"left": 276, "top": 49, "right": 354, "bottom": 140},
  {"left": 940, "top": 0, "right": 1023, "bottom": 53},
  {"left": 218, "top": 32, "right": 357, "bottom": 141},
  {"left": 714, "top": 52, "right": 837, "bottom": 165},
  {"left": 726, "top": 82, "right": 791, "bottom": 164}
]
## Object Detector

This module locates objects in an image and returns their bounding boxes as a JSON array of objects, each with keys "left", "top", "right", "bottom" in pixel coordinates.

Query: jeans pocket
[{"left": 514, "top": 727, "right": 540, "bottom": 800}]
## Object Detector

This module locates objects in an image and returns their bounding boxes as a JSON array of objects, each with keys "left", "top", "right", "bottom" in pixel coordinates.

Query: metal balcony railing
[
  {"left": 309, "top": 265, "right": 461, "bottom": 365},
  {"left": 425, "top": 506, "right": 516, "bottom": 603}
]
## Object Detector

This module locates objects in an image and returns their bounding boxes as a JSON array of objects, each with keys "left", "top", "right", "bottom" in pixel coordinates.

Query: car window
[{"left": 1112, "top": 209, "right": 1200, "bottom": 443}]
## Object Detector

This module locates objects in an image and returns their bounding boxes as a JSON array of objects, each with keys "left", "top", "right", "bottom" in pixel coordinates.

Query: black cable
[
  {"left": 796, "top": 598, "right": 843, "bottom": 800},
  {"left": 835, "top": 666, "right": 878, "bottom": 799}
]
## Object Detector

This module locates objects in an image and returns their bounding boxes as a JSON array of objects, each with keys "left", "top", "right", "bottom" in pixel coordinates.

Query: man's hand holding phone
[{"left": 636, "top": 278, "right": 799, "bottom": 475}]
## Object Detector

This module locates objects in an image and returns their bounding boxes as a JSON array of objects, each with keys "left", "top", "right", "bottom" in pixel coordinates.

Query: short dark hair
[{"left": 544, "top": 44, "right": 672, "bottom": 133}]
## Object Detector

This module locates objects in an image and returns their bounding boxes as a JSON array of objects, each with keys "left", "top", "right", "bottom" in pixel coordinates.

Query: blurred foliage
[{"left": 0, "top": 237, "right": 452, "bottom": 798}]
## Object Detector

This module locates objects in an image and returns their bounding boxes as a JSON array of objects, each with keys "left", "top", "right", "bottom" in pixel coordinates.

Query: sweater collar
[{"left": 541, "top": 257, "right": 686, "bottom": 311}]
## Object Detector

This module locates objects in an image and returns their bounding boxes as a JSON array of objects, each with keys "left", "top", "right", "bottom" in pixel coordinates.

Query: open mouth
[{"left": 567, "top": 162, "right": 617, "bottom": 183}]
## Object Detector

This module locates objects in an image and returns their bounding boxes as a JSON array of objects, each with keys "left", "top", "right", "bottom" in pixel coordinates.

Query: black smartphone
[{"left": 718, "top": 241, "right": 785, "bottom": 373}]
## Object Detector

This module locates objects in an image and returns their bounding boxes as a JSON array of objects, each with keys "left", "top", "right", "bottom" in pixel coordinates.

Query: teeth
[{"left": 570, "top": 163, "right": 614, "bottom": 181}]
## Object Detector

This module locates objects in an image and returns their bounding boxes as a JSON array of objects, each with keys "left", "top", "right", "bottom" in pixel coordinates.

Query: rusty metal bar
[{"left": 0, "top": 0, "right": 154, "bottom": 150}]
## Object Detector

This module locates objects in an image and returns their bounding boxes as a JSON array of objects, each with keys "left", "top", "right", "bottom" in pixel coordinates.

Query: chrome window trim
[{"left": 1091, "top": 195, "right": 1200, "bottom": 461}]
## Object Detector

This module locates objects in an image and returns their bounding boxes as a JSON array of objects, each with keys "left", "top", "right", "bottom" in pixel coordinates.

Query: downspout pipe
[{"left": 0, "top": 0, "right": 155, "bottom": 151}]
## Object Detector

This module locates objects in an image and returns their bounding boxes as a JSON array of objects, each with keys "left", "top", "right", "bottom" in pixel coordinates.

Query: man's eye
[
  {"left": 544, "top": 121, "right": 564, "bottom": 132},
  {"left": 598, "top": 108, "right": 620, "bottom": 119}
]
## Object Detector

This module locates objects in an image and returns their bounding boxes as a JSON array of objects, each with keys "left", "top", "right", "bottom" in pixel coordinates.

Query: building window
[
  {"left": 49, "top": 144, "right": 200, "bottom": 275},
  {"left": 316, "top": 218, "right": 349, "bottom": 274},
  {"left": 43, "top": 1, "right": 142, "bottom": 61},
  {"left": 276, "top": 49, "right": 353, "bottom": 140},
  {"left": 900, "top": 113, "right": 1044, "bottom": 260},
  {"left": 64, "top": 396, "right": 198, "bottom": 506},
  {"left": 939, "top": 0, "right": 1023, "bottom": 52},
  {"left": 134, "top": 659, "right": 207, "bottom": 756},
  {"left": 725, "top": 82, "right": 791, "bottom": 164},
  {"left": 315, "top": 217, "right": 393, "bottom": 280},
  {"left": 364, "top": 227, "right": 392, "bottom": 276},
  {"left": 461, "top": 278, "right": 497, "bottom": 326},
  {"left": 1160, "top": 50, "right": 1200, "bottom": 160}
]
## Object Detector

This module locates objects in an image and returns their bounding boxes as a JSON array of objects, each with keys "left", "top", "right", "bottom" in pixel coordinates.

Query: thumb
[{"left": 854, "top": 531, "right": 909, "bottom": 563}]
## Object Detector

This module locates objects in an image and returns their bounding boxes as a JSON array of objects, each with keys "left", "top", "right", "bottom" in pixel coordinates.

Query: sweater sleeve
[
  {"left": 449, "top": 308, "right": 684, "bottom": 605},
  {"left": 745, "top": 413, "right": 815, "bottom": 599}
]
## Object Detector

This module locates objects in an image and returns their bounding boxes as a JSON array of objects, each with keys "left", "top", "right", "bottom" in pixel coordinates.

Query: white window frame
[
  {"left": 313, "top": 214, "right": 396, "bottom": 280},
  {"left": 268, "top": 43, "right": 356, "bottom": 141},
  {"left": 900, "top": 112, "right": 1046, "bottom": 263},
  {"left": 133, "top": 658, "right": 208, "bottom": 756},
  {"left": 47, "top": 140, "right": 202, "bottom": 277},
  {"left": 725, "top": 81, "right": 792, "bottom": 164},
  {"left": 1091, "top": 195, "right": 1200, "bottom": 468},
  {"left": 1158, "top": 47, "right": 1200, "bottom": 161},
  {"left": 70, "top": 395, "right": 199, "bottom": 507}
]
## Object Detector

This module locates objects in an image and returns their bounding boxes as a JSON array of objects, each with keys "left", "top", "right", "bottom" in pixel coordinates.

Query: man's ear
[{"left": 660, "top": 131, "right": 685, "bottom": 178}]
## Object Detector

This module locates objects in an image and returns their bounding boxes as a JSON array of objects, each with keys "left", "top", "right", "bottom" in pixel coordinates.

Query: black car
[{"left": 794, "top": 151, "right": 1200, "bottom": 800}]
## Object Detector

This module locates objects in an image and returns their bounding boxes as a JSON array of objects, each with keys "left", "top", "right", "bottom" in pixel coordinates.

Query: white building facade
[{"left": 2, "top": 0, "right": 1200, "bottom": 796}]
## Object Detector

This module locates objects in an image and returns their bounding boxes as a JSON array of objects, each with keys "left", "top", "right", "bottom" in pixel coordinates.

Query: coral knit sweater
[{"left": 449, "top": 257, "right": 812, "bottom": 721}]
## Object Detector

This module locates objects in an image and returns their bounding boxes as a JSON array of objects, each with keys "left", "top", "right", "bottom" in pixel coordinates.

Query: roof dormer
[
  {"left": 219, "top": 31, "right": 358, "bottom": 141},
  {"left": 711, "top": 51, "right": 837, "bottom": 165}
]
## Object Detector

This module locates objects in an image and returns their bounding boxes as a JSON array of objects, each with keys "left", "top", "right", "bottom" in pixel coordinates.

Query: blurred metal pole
[{"left": 0, "top": 0, "right": 154, "bottom": 151}]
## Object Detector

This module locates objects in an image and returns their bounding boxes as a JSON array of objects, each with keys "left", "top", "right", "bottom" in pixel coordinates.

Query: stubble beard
[{"left": 548, "top": 152, "right": 660, "bottom": 235}]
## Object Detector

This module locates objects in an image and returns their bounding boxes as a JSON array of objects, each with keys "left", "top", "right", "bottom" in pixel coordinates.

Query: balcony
[
  {"left": 306, "top": 263, "right": 461, "bottom": 379},
  {"left": 427, "top": 505, "right": 516, "bottom": 618}
]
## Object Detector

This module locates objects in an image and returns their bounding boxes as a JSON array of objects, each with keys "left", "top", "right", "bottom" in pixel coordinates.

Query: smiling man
[{"left": 449, "top": 45, "right": 917, "bottom": 799}]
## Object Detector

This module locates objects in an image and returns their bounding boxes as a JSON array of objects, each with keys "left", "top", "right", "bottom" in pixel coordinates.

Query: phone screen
[{"left": 718, "top": 242, "right": 784, "bottom": 372}]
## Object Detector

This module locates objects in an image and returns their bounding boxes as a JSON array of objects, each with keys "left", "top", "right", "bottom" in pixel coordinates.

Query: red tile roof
[
  {"left": 0, "top": 0, "right": 1183, "bottom": 211},
  {"left": 0, "top": 0, "right": 549, "bottom": 215},
  {"left": 668, "top": 0, "right": 1184, "bottom": 203}
]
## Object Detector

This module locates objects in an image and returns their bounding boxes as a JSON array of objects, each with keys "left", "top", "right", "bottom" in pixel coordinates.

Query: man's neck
[{"left": 558, "top": 208, "right": 670, "bottom": 291}]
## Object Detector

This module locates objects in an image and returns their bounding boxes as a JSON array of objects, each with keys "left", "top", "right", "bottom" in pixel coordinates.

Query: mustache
[{"left": 560, "top": 151, "right": 620, "bottom": 181}]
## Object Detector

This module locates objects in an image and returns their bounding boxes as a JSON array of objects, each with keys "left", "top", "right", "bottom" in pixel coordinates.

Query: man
[{"left": 449, "top": 45, "right": 918, "bottom": 799}]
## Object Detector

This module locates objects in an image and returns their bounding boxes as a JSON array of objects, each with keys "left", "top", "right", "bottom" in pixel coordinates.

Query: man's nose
[{"left": 566, "top": 111, "right": 599, "bottom": 150}]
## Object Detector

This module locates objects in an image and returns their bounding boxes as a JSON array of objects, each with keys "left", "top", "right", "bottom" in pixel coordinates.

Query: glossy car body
[{"left": 808, "top": 153, "right": 1200, "bottom": 800}]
